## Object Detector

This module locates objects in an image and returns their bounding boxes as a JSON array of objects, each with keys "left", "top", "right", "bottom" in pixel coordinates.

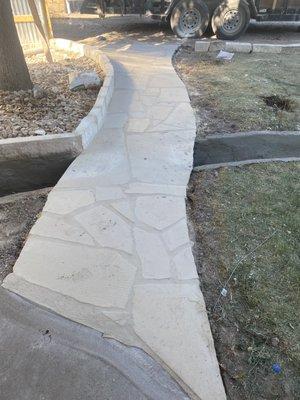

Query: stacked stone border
[
  {"left": 0, "top": 38, "right": 114, "bottom": 175},
  {"left": 195, "top": 39, "right": 300, "bottom": 53},
  {"left": 193, "top": 131, "right": 300, "bottom": 170}
]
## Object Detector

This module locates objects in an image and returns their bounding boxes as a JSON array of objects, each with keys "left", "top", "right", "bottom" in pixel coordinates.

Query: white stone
[
  {"left": 252, "top": 43, "right": 282, "bottom": 53},
  {"left": 125, "top": 183, "right": 186, "bottom": 196},
  {"left": 195, "top": 40, "right": 210, "bottom": 52},
  {"left": 225, "top": 41, "right": 252, "bottom": 53},
  {"left": 69, "top": 70, "right": 102, "bottom": 90},
  {"left": 61, "top": 128, "right": 131, "bottom": 186},
  {"left": 148, "top": 73, "right": 185, "bottom": 88},
  {"left": 126, "top": 118, "right": 150, "bottom": 132},
  {"left": 150, "top": 102, "right": 196, "bottom": 131},
  {"left": 44, "top": 190, "right": 95, "bottom": 215},
  {"left": 127, "top": 132, "right": 193, "bottom": 185},
  {"left": 111, "top": 200, "right": 135, "bottom": 222},
  {"left": 103, "top": 113, "right": 127, "bottom": 129},
  {"left": 34, "top": 129, "right": 46, "bottom": 136},
  {"left": 13, "top": 237, "right": 136, "bottom": 308},
  {"left": 101, "top": 310, "right": 129, "bottom": 326},
  {"left": 134, "top": 228, "right": 171, "bottom": 279},
  {"left": 135, "top": 195, "right": 186, "bottom": 230},
  {"left": 158, "top": 88, "right": 190, "bottom": 103},
  {"left": 173, "top": 247, "right": 198, "bottom": 280},
  {"left": 95, "top": 187, "right": 125, "bottom": 201},
  {"left": 162, "top": 218, "right": 190, "bottom": 251},
  {"left": 75, "top": 204, "right": 133, "bottom": 254},
  {"left": 31, "top": 215, "right": 94, "bottom": 246},
  {"left": 132, "top": 283, "right": 226, "bottom": 400}
]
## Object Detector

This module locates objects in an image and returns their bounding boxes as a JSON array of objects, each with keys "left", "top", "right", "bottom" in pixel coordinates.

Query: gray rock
[
  {"left": 33, "top": 84, "right": 45, "bottom": 99},
  {"left": 34, "top": 129, "right": 46, "bottom": 136},
  {"left": 69, "top": 71, "right": 102, "bottom": 91}
]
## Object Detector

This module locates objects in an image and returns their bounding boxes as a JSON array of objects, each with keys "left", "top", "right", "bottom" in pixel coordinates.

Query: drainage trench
[
  {"left": 193, "top": 132, "right": 300, "bottom": 169},
  {"left": 0, "top": 154, "right": 75, "bottom": 197},
  {"left": 0, "top": 149, "right": 77, "bottom": 282}
]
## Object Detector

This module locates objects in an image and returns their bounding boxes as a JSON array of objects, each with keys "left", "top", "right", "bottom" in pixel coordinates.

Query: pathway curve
[{"left": 3, "top": 40, "right": 225, "bottom": 400}]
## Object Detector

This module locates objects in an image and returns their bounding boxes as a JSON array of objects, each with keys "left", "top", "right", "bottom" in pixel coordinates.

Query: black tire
[
  {"left": 211, "top": 0, "right": 250, "bottom": 40},
  {"left": 170, "top": 0, "right": 209, "bottom": 39}
]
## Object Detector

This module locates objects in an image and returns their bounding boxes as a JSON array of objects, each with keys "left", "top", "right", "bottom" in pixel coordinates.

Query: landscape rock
[
  {"left": 69, "top": 71, "right": 102, "bottom": 91},
  {"left": 34, "top": 129, "right": 46, "bottom": 136},
  {"left": 33, "top": 84, "right": 45, "bottom": 99}
]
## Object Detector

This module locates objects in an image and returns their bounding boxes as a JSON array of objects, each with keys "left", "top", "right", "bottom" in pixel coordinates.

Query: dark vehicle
[{"left": 80, "top": 0, "right": 300, "bottom": 39}]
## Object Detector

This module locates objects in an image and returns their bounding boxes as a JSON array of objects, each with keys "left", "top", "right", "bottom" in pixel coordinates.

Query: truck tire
[
  {"left": 170, "top": 0, "right": 209, "bottom": 38},
  {"left": 211, "top": 0, "right": 250, "bottom": 40}
]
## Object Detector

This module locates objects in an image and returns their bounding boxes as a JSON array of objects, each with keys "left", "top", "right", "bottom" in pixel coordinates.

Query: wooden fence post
[{"left": 28, "top": 0, "right": 53, "bottom": 62}]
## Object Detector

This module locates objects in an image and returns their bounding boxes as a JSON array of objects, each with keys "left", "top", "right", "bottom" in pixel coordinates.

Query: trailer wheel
[
  {"left": 211, "top": 0, "right": 250, "bottom": 40},
  {"left": 170, "top": 0, "right": 209, "bottom": 38}
]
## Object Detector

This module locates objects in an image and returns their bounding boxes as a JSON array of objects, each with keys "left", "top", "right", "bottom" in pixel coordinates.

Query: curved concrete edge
[
  {"left": 195, "top": 39, "right": 300, "bottom": 53},
  {"left": 0, "top": 287, "right": 190, "bottom": 400},
  {"left": 193, "top": 131, "right": 300, "bottom": 168}
]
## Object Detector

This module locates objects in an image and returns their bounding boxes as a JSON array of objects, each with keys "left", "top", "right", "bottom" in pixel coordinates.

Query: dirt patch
[
  {"left": 262, "top": 95, "right": 296, "bottom": 112},
  {"left": 173, "top": 47, "right": 300, "bottom": 138},
  {"left": 0, "top": 51, "right": 104, "bottom": 139},
  {"left": 187, "top": 162, "right": 300, "bottom": 399},
  {"left": 0, "top": 189, "right": 50, "bottom": 282}
]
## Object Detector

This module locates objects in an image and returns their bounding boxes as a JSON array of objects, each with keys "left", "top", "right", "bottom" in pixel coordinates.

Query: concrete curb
[
  {"left": 193, "top": 131, "right": 300, "bottom": 169},
  {"left": 0, "top": 39, "right": 114, "bottom": 195},
  {"left": 195, "top": 39, "right": 300, "bottom": 53}
]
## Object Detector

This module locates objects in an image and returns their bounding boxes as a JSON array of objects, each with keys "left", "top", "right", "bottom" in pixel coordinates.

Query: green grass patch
[{"left": 189, "top": 161, "right": 300, "bottom": 399}]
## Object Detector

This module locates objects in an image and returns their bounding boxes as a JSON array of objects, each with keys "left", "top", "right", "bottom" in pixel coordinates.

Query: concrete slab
[
  {"left": 3, "top": 40, "right": 226, "bottom": 400},
  {"left": 0, "top": 287, "right": 190, "bottom": 400}
]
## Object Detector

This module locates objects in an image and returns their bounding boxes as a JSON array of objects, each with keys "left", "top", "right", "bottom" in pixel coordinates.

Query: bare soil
[
  {"left": 174, "top": 47, "right": 299, "bottom": 138},
  {"left": 188, "top": 163, "right": 300, "bottom": 400},
  {"left": 0, "top": 51, "right": 104, "bottom": 139},
  {"left": 0, "top": 189, "right": 50, "bottom": 282}
]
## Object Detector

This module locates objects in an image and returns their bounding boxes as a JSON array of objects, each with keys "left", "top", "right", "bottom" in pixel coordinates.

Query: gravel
[{"left": 0, "top": 51, "right": 104, "bottom": 139}]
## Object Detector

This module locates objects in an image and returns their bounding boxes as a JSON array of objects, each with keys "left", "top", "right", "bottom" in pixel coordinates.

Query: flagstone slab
[
  {"left": 173, "top": 247, "right": 199, "bottom": 280},
  {"left": 132, "top": 283, "right": 225, "bottom": 400},
  {"left": 75, "top": 204, "right": 134, "bottom": 253},
  {"left": 12, "top": 237, "right": 136, "bottom": 309},
  {"left": 134, "top": 228, "right": 171, "bottom": 279},
  {"left": 31, "top": 215, "right": 95, "bottom": 246},
  {"left": 135, "top": 195, "right": 186, "bottom": 230},
  {"left": 44, "top": 189, "right": 95, "bottom": 214}
]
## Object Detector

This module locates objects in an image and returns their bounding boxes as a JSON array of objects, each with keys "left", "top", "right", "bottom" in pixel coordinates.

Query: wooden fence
[{"left": 11, "top": 0, "right": 52, "bottom": 51}]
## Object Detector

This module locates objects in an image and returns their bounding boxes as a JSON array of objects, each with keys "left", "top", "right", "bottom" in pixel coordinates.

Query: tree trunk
[{"left": 0, "top": 0, "right": 33, "bottom": 91}]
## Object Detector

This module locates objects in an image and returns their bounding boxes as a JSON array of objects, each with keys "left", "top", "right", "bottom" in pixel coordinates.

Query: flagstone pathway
[{"left": 3, "top": 40, "right": 226, "bottom": 400}]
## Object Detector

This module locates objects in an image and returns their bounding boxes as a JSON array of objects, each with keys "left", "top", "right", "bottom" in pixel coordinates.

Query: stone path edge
[
  {"left": 195, "top": 39, "right": 300, "bottom": 53},
  {"left": 0, "top": 38, "right": 114, "bottom": 162}
]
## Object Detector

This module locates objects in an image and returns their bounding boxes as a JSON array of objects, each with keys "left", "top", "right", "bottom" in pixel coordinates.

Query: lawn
[
  {"left": 174, "top": 49, "right": 300, "bottom": 138},
  {"left": 188, "top": 162, "right": 300, "bottom": 399}
]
